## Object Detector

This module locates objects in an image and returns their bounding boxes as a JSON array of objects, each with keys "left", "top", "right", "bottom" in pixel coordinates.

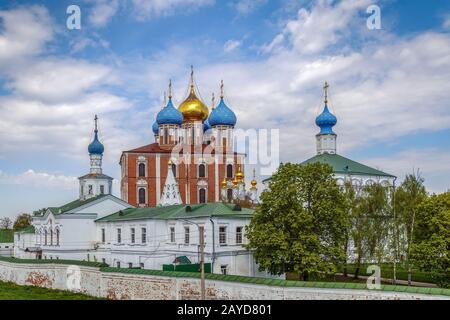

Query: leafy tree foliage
[
  {"left": 13, "top": 213, "right": 32, "bottom": 231},
  {"left": 0, "top": 217, "right": 12, "bottom": 229},
  {"left": 246, "top": 162, "right": 348, "bottom": 280},
  {"left": 410, "top": 192, "right": 450, "bottom": 288}
]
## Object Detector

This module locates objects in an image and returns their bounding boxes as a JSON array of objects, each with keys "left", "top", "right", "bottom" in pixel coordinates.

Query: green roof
[
  {"left": 34, "top": 194, "right": 109, "bottom": 216},
  {"left": 16, "top": 225, "right": 35, "bottom": 234},
  {"left": 0, "top": 229, "right": 14, "bottom": 243},
  {"left": 96, "top": 202, "right": 254, "bottom": 222},
  {"left": 174, "top": 256, "right": 191, "bottom": 264},
  {"left": 301, "top": 153, "right": 395, "bottom": 178}
]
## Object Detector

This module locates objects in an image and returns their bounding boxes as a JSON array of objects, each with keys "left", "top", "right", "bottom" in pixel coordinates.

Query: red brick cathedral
[{"left": 120, "top": 68, "right": 256, "bottom": 207}]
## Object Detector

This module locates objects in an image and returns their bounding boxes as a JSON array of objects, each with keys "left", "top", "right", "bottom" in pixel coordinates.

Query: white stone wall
[
  {"left": 0, "top": 260, "right": 447, "bottom": 300},
  {"left": 0, "top": 243, "right": 13, "bottom": 257}
]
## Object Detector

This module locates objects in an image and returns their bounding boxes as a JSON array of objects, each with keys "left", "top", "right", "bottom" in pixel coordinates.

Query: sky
[{"left": 0, "top": 0, "right": 450, "bottom": 218}]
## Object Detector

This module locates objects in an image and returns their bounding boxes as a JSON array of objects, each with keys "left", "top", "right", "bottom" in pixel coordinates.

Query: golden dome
[
  {"left": 250, "top": 168, "right": 257, "bottom": 188},
  {"left": 178, "top": 85, "right": 209, "bottom": 122},
  {"left": 235, "top": 166, "right": 244, "bottom": 182},
  {"left": 232, "top": 177, "right": 239, "bottom": 187},
  {"left": 221, "top": 178, "right": 228, "bottom": 189}
]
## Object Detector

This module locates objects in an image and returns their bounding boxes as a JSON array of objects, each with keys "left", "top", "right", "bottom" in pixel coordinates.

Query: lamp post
[{"left": 180, "top": 218, "right": 206, "bottom": 300}]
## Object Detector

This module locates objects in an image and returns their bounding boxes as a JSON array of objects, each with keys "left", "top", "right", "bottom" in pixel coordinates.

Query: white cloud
[
  {"left": 224, "top": 40, "right": 242, "bottom": 53},
  {"left": 265, "top": 0, "right": 371, "bottom": 54},
  {"left": 0, "top": 6, "right": 53, "bottom": 68},
  {"left": 88, "top": 0, "right": 120, "bottom": 27},
  {"left": 0, "top": 170, "right": 77, "bottom": 190}
]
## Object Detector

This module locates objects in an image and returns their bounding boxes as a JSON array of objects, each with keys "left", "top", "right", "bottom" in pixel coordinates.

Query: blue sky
[{"left": 1, "top": 0, "right": 450, "bottom": 218}]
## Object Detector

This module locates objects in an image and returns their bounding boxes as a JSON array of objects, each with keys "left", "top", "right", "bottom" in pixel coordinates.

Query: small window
[
  {"left": 163, "top": 128, "right": 168, "bottom": 144},
  {"left": 101, "top": 228, "right": 105, "bottom": 243},
  {"left": 139, "top": 263, "right": 144, "bottom": 269},
  {"left": 171, "top": 163, "right": 177, "bottom": 177},
  {"left": 198, "top": 164, "right": 206, "bottom": 178},
  {"left": 221, "top": 265, "right": 228, "bottom": 275},
  {"left": 128, "top": 263, "right": 133, "bottom": 269},
  {"left": 184, "top": 226, "right": 190, "bottom": 245},
  {"left": 102, "top": 258, "right": 106, "bottom": 264},
  {"left": 226, "top": 164, "right": 233, "bottom": 178},
  {"left": 227, "top": 189, "right": 233, "bottom": 202},
  {"left": 117, "top": 228, "right": 122, "bottom": 244},
  {"left": 138, "top": 163, "right": 145, "bottom": 177},
  {"left": 199, "top": 188, "right": 206, "bottom": 203},
  {"left": 100, "top": 185, "right": 105, "bottom": 194},
  {"left": 142, "top": 228, "right": 147, "bottom": 244},
  {"left": 170, "top": 227, "right": 175, "bottom": 243},
  {"left": 138, "top": 188, "right": 146, "bottom": 205},
  {"left": 219, "top": 226, "right": 227, "bottom": 245},
  {"left": 117, "top": 261, "right": 121, "bottom": 268},
  {"left": 236, "top": 227, "right": 243, "bottom": 244},
  {"left": 56, "top": 229, "right": 60, "bottom": 246},
  {"left": 50, "top": 229, "right": 53, "bottom": 246},
  {"left": 88, "top": 185, "right": 93, "bottom": 195},
  {"left": 131, "top": 228, "right": 135, "bottom": 244}
]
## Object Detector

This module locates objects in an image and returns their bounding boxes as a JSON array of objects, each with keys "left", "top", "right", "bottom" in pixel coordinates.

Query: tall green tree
[
  {"left": 394, "top": 172, "right": 427, "bottom": 282},
  {"left": 13, "top": 213, "right": 32, "bottom": 231},
  {"left": 410, "top": 192, "right": 450, "bottom": 288},
  {"left": 245, "top": 162, "right": 348, "bottom": 280}
]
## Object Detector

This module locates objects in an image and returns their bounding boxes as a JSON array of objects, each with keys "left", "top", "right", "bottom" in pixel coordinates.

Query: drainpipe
[{"left": 209, "top": 217, "right": 216, "bottom": 272}]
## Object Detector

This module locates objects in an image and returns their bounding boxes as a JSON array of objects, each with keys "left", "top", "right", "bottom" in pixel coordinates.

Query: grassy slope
[{"left": 0, "top": 281, "right": 103, "bottom": 300}]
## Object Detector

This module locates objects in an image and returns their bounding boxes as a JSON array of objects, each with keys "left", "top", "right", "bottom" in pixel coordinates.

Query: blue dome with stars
[
  {"left": 156, "top": 98, "right": 183, "bottom": 126},
  {"left": 315, "top": 104, "right": 337, "bottom": 135},
  {"left": 208, "top": 98, "right": 237, "bottom": 127},
  {"left": 152, "top": 120, "right": 159, "bottom": 135},
  {"left": 88, "top": 131, "right": 104, "bottom": 155}
]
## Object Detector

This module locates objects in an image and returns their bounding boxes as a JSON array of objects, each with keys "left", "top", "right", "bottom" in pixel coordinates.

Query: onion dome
[
  {"left": 208, "top": 81, "right": 236, "bottom": 127},
  {"left": 221, "top": 178, "right": 228, "bottom": 189},
  {"left": 152, "top": 120, "right": 159, "bottom": 135},
  {"left": 315, "top": 104, "right": 337, "bottom": 134},
  {"left": 88, "top": 115, "right": 104, "bottom": 155},
  {"left": 178, "top": 67, "right": 209, "bottom": 122},
  {"left": 156, "top": 97, "right": 183, "bottom": 126},
  {"left": 315, "top": 82, "right": 336, "bottom": 134},
  {"left": 232, "top": 177, "right": 239, "bottom": 187},
  {"left": 235, "top": 166, "right": 244, "bottom": 182},
  {"left": 250, "top": 168, "right": 257, "bottom": 189}
]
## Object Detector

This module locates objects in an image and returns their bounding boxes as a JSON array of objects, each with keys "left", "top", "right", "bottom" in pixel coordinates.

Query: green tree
[
  {"left": 245, "top": 162, "right": 348, "bottom": 280},
  {"left": 0, "top": 217, "right": 12, "bottom": 229},
  {"left": 410, "top": 192, "right": 450, "bottom": 288},
  {"left": 13, "top": 213, "right": 32, "bottom": 231},
  {"left": 394, "top": 172, "right": 427, "bottom": 283}
]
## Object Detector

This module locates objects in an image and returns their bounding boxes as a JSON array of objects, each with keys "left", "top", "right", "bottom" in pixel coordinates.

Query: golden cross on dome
[
  {"left": 220, "top": 80, "right": 224, "bottom": 99},
  {"left": 323, "top": 81, "right": 329, "bottom": 104},
  {"left": 163, "top": 91, "right": 167, "bottom": 107},
  {"left": 211, "top": 92, "right": 215, "bottom": 109},
  {"left": 190, "top": 65, "right": 194, "bottom": 86}
]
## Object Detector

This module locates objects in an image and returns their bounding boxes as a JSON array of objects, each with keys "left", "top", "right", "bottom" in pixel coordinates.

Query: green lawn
[{"left": 0, "top": 281, "right": 103, "bottom": 300}]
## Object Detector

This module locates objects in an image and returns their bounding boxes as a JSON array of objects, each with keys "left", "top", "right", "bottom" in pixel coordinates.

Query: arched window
[
  {"left": 227, "top": 189, "right": 233, "bottom": 202},
  {"left": 198, "top": 164, "right": 206, "bottom": 178},
  {"left": 56, "top": 229, "right": 60, "bottom": 246},
  {"left": 50, "top": 229, "right": 53, "bottom": 246},
  {"left": 199, "top": 188, "right": 206, "bottom": 203},
  {"left": 163, "top": 128, "right": 169, "bottom": 144},
  {"left": 171, "top": 163, "right": 176, "bottom": 177},
  {"left": 44, "top": 229, "right": 48, "bottom": 246},
  {"left": 138, "top": 188, "right": 146, "bottom": 204},
  {"left": 226, "top": 164, "right": 233, "bottom": 178},
  {"left": 138, "top": 163, "right": 145, "bottom": 177}
]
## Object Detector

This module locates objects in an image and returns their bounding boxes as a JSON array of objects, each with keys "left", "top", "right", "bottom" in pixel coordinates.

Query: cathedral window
[
  {"left": 117, "top": 261, "right": 121, "bottom": 268},
  {"left": 138, "top": 163, "right": 145, "bottom": 177},
  {"left": 170, "top": 227, "right": 175, "bottom": 243},
  {"left": 198, "top": 164, "right": 206, "bottom": 178},
  {"left": 44, "top": 229, "right": 48, "bottom": 245},
  {"left": 56, "top": 229, "right": 60, "bottom": 246},
  {"left": 226, "top": 164, "right": 233, "bottom": 178},
  {"left": 219, "top": 226, "right": 227, "bottom": 245},
  {"left": 100, "top": 185, "right": 105, "bottom": 194},
  {"left": 199, "top": 188, "right": 206, "bottom": 203},
  {"left": 101, "top": 228, "right": 105, "bottom": 243},
  {"left": 163, "top": 128, "right": 168, "bottom": 144},
  {"left": 117, "top": 228, "right": 122, "bottom": 244},
  {"left": 138, "top": 188, "right": 146, "bottom": 205},
  {"left": 184, "top": 226, "right": 190, "bottom": 245},
  {"left": 236, "top": 227, "right": 243, "bottom": 244},
  {"left": 131, "top": 228, "right": 135, "bottom": 244},
  {"left": 50, "top": 229, "right": 53, "bottom": 246},
  {"left": 141, "top": 228, "right": 147, "bottom": 244}
]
